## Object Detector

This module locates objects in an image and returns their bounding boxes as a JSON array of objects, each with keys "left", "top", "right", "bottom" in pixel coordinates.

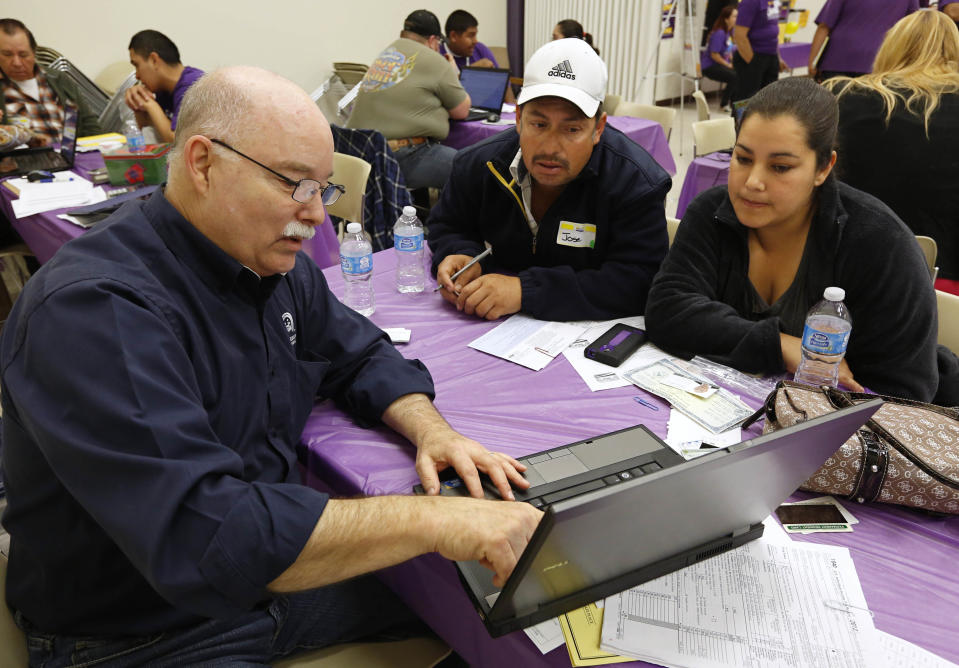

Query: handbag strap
[{"left": 851, "top": 428, "right": 889, "bottom": 503}]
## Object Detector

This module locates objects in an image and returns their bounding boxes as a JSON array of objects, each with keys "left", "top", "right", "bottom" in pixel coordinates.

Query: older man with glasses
[{"left": 0, "top": 66, "right": 540, "bottom": 666}]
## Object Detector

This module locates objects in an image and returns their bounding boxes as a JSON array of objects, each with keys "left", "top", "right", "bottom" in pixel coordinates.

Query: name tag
[{"left": 556, "top": 221, "right": 596, "bottom": 249}]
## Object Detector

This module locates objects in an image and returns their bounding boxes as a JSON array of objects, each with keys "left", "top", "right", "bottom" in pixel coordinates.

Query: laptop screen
[
  {"left": 60, "top": 105, "right": 79, "bottom": 165},
  {"left": 460, "top": 67, "right": 510, "bottom": 112}
]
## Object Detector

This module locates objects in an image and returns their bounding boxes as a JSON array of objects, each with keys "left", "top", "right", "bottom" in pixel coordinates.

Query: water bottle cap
[
  {"left": 346, "top": 222, "right": 362, "bottom": 234},
  {"left": 402, "top": 206, "right": 417, "bottom": 218},
  {"left": 824, "top": 287, "right": 845, "bottom": 301}
]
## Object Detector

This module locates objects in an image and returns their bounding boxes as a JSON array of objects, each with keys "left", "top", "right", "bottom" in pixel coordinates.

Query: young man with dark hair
[
  {"left": 125, "top": 29, "right": 204, "bottom": 142},
  {"left": 441, "top": 9, "right": 499, "bottom": 70},
  {"left": 0, "top": 17, "right": 101, "bottom": 143},
  {"left": 428, "top": 39, "right": 670, "bottom": 322}
]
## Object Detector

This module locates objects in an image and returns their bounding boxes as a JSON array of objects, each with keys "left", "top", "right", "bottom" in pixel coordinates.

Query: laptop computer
[
  {"left": 417, "top": 398, "right": 882, "bottom": 637},
  {"left": 0, "top": 105, "right": 79, "bottom": 177},
  {"left": 458, "top": 67, "right": 511, "bottom": 122}
]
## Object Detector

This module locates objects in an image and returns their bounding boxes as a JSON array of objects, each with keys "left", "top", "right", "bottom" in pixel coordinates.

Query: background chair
[
  {"left": 0, "top": 554, "right": 29, "bottom": 668},
  {"left": 937, "top": 290, "right": 959, "bottom": 354},
  {"left": 615, "top": 101, "right": 677, "bottom": 141},
  {"left": 96, "top": 72, "right": 138, "bottom": 134},
  {"left": 94, "top": 61, "right": 135, "bottom": 97},
  {"left": 272, "top": 635, "right": 451, "bottom": 668},
  {"left": 692, "top": 89, "right": 710, "bottom": 122},
  {"left": 915, "top": 235, "right": 939, "bottom": 283},
  {"left": 42, "top": 55, "right": 110, "bottom": 119},
  {"left": 332, "top": 62, "right": 369, "bottom": 87},
  {"left": 604, "top": 93, "right": 622, "bottom": 115},
  {"left": 691, "top": 117, "right": 735, "bottom": 156},
  {"left": 488, "top": 46, "right": 510, "bottom": 70},
  {"left": 0, "top": 244, "right": 34, "bottom": 334},
  {"left": 666, "top": 217, "right": 681, "bottom": 247},
  {"left": 327, "top": 152, "right": 372, "bottom": 239}
]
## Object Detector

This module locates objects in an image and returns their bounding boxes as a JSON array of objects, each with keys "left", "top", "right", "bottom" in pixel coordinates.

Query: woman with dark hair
[
  {"left": 827, "top": 9, "right": 959, "bottom": 295},
  {"left": 552, "top": 19, "right": 599, "bottom": 54},
  {"left": 701, "top": 5, "right": 739, "bottom": 110},
  {"left": 646, "top": 77, "right": 939, "bottom": 402}
]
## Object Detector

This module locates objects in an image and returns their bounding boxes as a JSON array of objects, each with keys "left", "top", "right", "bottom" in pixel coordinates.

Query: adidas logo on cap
[{"left": 547, "top": 59, "right": 576, "bottom": 80}]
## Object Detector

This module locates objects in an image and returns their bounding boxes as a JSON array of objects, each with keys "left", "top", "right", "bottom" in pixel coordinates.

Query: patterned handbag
[{"left": 747, "top": 381, "right": 959, "bottom": 514}]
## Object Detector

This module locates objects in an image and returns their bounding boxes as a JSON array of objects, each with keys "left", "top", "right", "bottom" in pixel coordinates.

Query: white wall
[{"left": 12, "top": 1, "right": 508, "bottom": 93}]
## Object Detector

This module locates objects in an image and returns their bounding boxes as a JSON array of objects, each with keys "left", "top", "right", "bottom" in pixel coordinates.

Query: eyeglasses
[{"left": 209, "top": 138, "right": 345, "bottom": 205}]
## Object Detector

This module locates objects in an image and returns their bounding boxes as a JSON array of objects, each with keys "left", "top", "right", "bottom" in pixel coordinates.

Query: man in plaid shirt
[{"left": 0, "top": 18, "right": 100, "bottom": 145}]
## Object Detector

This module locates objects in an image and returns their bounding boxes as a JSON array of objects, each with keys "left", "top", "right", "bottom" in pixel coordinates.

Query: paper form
[
  {"left": 468, "top": 314, "right": 586, "bottom": 371},
  {"left": 876, "top": 630, "right": 957, "bottom": 668},
  {"left": 524, "top": 616, "right": 566, "bottom": 655},
  {"left": 559, "top": 603, "right": 632, "bottom": 666},
  {"left": 665, "top": 409, "right": 741, "bottom": 459},
  {"left": 600, "top": 538, "right": 880, "bottom": 668}
]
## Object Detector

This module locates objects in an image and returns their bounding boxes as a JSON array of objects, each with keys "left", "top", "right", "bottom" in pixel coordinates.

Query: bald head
[
  {"left": 164, "top": 66, "right": 335, "bottom": 277},
  {"left": 170, "top": 66, "right": 328, "bottom": 167}
]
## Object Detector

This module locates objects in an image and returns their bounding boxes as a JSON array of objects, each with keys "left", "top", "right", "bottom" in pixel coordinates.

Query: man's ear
[
  {"left": 181, "top": 135, "right": 215, "bottom": 195},
  {"left": 148, "top": 51, "right": 162, "bottom": 69},
  {"left": 592, "top": 112, "right": 607, "bottom": 145}
]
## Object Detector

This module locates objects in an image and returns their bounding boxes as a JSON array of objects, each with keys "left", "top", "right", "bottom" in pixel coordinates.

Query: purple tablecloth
[
  {"left": 676, "top": 151, "right": 731, "bottom": 219},
  {"left": 302, "top": 249, "right": 959, "bottom": 667},
  {"left": 780, "top": 41, "right": 812, "bottom": 70},
  {"left": 0, "top": 151, "right": 341, "bottom": 268},
  {"left": 445, "top": 113, "right": 677, "bottom": 175}
]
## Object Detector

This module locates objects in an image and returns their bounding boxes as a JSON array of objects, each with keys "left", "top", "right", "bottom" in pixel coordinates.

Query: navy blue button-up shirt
[{"left": 0, "top": 192, "right": 434, "bottom": 635}]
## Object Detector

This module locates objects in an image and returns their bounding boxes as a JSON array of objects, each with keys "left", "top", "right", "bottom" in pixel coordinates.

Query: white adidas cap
[{"left": 517, "top": 38, "right": 608, "bottom": 117}]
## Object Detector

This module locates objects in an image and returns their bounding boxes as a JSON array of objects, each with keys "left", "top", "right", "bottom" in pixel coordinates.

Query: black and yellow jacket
[{"left": 427, "top": 126, "right": 671, "bottom": 321}]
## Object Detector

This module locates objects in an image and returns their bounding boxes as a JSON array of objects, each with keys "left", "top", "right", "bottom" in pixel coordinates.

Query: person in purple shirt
[
  {"left": 440, "top": 10, "right": 499, "bottom": 70},
  {"left": 941, "top": 0, "right": 959, "bottom": 27},
  {"left": 732, "top": 0, "right": 787, "bottom": 105},
  {"left": 125, "top": 29, "right": 204, "bottom": 143},
  {"left": 701, "top": 5, "right": 739, "bottom": 109},
  {"left": 809, "top": 0, "right": 918, "bottom": 81}
]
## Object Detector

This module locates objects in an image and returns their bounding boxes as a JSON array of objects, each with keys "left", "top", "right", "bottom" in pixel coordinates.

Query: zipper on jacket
[{"left": 486, "top": 160, "right": 537, "bottom": 254}]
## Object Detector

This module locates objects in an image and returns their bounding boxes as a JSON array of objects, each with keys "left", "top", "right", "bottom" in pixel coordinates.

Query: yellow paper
[{"left": 559, "top": 604, "right": 632, "bottom": 666}]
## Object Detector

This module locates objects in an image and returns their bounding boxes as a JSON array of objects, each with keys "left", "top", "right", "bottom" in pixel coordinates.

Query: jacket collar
[{"left": 713, "top": 177, "right": 848, "bottom": 250}]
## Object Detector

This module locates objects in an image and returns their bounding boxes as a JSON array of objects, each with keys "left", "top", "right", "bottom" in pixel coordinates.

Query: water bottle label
[
  {"left": 801, "top": 324, "right": 850, "bottom": 355},
  {"left": 340, "top": 253, "right": 372, "bottom": 275},
  {"left": 394, "top": 233, "right": 423, "bottom": 252}
]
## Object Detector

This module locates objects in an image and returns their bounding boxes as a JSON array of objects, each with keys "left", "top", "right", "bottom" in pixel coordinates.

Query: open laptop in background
[
  {"left": 458, "top": 67, "right": 511, "bottom": 122},
  {"left": 0, "top": 105, "right": 78, "bottom": 177},
  {"left": 417, "top": 398, "right": 882, "bottom": 637}
]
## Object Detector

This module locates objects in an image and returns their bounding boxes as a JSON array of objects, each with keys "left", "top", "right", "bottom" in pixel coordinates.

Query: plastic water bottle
[
  {"left": 393, "top": 205, "right": 425, "bottom": 293},
  {"left": 123, "top": 119, "right": 145, "bottom": 153},
  {"left": 340, "top": 222, "right": 374, "bottom": 316},
  {"left": 793, "top": 287, "right": 852, "bottom": 388}
]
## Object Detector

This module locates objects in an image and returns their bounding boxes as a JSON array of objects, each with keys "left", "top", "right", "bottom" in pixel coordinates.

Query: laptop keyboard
[{"left": 8, "top": 150, "right": 67, "bottom": 172}]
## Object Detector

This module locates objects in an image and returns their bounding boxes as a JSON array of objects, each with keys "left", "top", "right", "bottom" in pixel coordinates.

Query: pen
[
  {"left": 633, "top": 396, "right": 660, "bottom": 411},
  {"left": 434, "top": 247, "right": 492, "bottom": 291}
]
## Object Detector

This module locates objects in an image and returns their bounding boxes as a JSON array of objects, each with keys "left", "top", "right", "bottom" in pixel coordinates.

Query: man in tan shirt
[{"left": 348, "top": 10, "right": 470, "bottom": 189}]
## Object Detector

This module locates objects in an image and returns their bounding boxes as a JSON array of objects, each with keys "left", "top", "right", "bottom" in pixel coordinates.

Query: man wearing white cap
[{"left": 428, "top": 38, "right": 671, "bottom": 321}]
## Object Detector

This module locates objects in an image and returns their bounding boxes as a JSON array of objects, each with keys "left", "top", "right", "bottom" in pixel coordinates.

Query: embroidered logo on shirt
[
  {"left": 548, "top": 60, "right": 575, "bottom": 80},
  {"left": 282, "top": 312, "right": 297, "bottom": 346}
]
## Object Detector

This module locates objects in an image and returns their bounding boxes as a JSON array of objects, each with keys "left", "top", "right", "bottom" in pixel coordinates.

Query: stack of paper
[
  {"left": 9, "top": 171, "right": 105, "bottom": 218},
  {"left": 468, "top": 314, "right": 586, "bottom": 371},
  {"left": 600, "top": 538, "right": 882, "bottom": 668},
  {"left": 76, "top": 132, "right": 126, "bottom": 152}
]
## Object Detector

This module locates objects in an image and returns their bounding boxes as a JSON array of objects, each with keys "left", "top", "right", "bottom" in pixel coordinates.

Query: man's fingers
[
  {"left": 414, "top": 456, "right": 441, "bottom": 495},
  {"left": 481, "top": 454, "right": 515, "bottom": 501},
  {"left": 450, "top": 451, "right": 485, "bottom": 499}
]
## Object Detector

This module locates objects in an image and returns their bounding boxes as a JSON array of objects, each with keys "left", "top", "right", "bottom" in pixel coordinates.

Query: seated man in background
[
  {"left": 347, "top": 9, "right": 470, "bottom": 190},
  {"left": 441, "top": 9, "right": 499, "bottom": 70},
  {"left": 125, "top": 29, "right": 204, "bottom": 143},
  {"left": 941, "top": 0, "right": 959, "bottom": 27},
  {"left": 428, "top": 38, "right": 671, "bottom": 321},
  {"left": 1, "top": 66, "right": 540, "bottom": 666},
  {"left": 0, "top": 17, "right": 101, "bottom": 143}
]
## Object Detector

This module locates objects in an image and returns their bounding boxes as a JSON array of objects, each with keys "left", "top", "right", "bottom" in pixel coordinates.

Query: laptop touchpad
[{"left": 532, "top": 455, "right": 589, "bottom": 482}]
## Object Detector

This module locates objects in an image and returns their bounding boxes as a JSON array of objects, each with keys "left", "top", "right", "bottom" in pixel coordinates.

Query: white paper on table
[
  {"left": 761, "top": 514, "right": 792, "bottom": 544},
  {"left": 665, "top": 408, "right": 741, "bottom": 459},
  {"left": 562, "top": 316, "right": 676, "bottom": 391},
  {"left": 11, "top": 172, "right": 106, "bottom": 218},
  {"left": 468, "top": 314, "right": 586, "bottom": 371},
  {"left": 600, "top": 538, "right": 881, "bottom": 668},
  {"left": 876, "top": 630, "right": 957, "bottom": 668},
  {"left": 523, "top": 616, "right": 566, "bottom": 655}
]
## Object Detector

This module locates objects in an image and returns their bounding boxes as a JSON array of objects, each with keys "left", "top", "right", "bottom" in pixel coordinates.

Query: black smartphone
[{"left": 584, "top": 323, "right": 647, "bottom": 367}]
